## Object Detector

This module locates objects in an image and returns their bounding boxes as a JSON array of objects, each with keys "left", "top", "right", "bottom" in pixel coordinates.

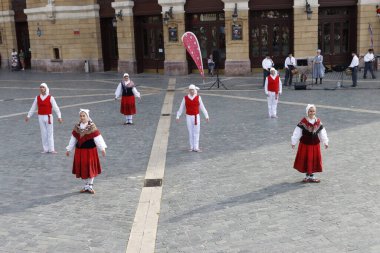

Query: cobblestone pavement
[{"left": 0, "top": 69, "right": 379, "bottom": 253}]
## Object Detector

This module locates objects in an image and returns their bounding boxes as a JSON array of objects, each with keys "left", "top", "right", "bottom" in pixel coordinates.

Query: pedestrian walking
[
  {"left": 207, "top": 54, "right": 215, "bottom": 76},
  {"left": 176, "top": 84, "right": 209, "bottom": 152},
  {"left": 262, "top": 54, "right": 274, "bottom": 87},
  {"left": 363, "top": 48, "right": 376, "bottom": 79},
  {"left": 312, "top": 49, "right": 325, "bottom": 84},
  {"left": 115, "top": 73, "right": 141, "bottom": 125},
  {"left": 291, "top": 104, "right": 329, "bottom": 183},
  {"left": 19, "top": 49, "right": 25, "bottom": 70},
  {"left": 264, "top": 68, "right": 282, "bottom": 118},
  {"left": 25, "top": 83, "right": 63, "bottom": 153},
  {"left": 284, "top": 53, "right": 296, "bottom": 86},
  {"left": 349, "top": 52, "right": 359, "bottom": 87},
  {"left": 66, "top": 109, "right": 107, "bottom": 194}
]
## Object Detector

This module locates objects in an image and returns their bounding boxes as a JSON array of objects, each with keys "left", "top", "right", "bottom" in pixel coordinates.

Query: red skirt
[
  {"left": 293, "top": 142, "right": 322, "bottom": 174},
  {"left": 120, "top": 96, "right": 136, "bottom": 115},
  {"left": 72, "top": 147, "right": 102, "bottom": 179}
]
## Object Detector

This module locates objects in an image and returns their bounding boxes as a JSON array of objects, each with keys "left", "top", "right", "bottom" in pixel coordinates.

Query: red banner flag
[{"left": 181, "top": 32, "right": 204, "bottom": 78}]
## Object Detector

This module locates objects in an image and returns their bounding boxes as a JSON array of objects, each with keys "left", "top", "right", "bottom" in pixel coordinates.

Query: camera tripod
[{"left": 208, "top": 68, "right": 228, "bottom": 90}]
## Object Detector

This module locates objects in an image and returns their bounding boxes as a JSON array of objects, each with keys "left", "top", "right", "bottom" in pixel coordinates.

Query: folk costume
[
  {"left": 66, "top": 109, "right": 107, "bottom": 194},
  {"left": 27, "top": 83, "right": 62, "bottom": 153},
  {"left": 291, "top": 104, "right": 328, "bottom": 183},
  {"left": 312, "top": 50, "right": 325, "bottom": 83},
  {"left": 264, "top": 68, "right": 282, "bottom": 118},
  {"left": 176, "top": 84, "right": 209, "bottom": 152},
  {"left": 115, "top": 73, "right": 141, "bottom": 124}
]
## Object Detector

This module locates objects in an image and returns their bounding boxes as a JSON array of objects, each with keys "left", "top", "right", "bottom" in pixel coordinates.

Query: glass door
[
  {"left": 250, "top": 10, "right": 292, "bottom": 68},
  {"left": 186, "top": 13, "right": 226, "bottom": 71},
  {"left": 135, "top": 16, "right": 164, "bottom": 73}
]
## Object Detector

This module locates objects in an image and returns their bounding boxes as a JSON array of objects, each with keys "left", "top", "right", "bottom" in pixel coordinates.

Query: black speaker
[
  {"left": 212, "top": 49, "right": 220, "bottom": 69},
  {"left": 294, "top": 82, "right": 307, "bottom": 90}
]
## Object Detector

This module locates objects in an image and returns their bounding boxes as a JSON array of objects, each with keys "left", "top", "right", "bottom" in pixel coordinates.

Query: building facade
[{"left": 0, "top": 0, "right": 378, "bottom": 74}]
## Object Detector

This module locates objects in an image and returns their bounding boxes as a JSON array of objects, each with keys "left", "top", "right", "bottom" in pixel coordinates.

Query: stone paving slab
[
  {"left": 0, "top": 70, "right": 168, "bottom": 253},
  {"left": 0, "top": 69, "right": 379, "bottom": 253},
  {"left": 156, "top": 78, "right": 380, "bottom": 252}
]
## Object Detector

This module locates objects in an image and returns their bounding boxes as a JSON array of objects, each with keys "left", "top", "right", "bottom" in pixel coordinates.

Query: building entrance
[
  {"left": 318, "top": 7, "right": 357, "bottom": 67},
  {"left": 134, "top": 15, "right": 164, "bottom": 73},
  {"left": 249, "top": 9, "right": 292, "bottom": 69},
  {"left": 186, "top": 12, "right": 226, "bottom": 72}
]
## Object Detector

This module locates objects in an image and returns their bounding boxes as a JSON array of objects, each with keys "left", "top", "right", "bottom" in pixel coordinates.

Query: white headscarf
[
  {"left": 40, "top": 83, "right": 49, "bottom": 95},
  {"left": 188, "top": 84, "right": 199, "bottom": 95},
  {"left": 79, "top": 108, "right": 92, "bottom": 122},
  {"left": 269, "top": 67, "right": 277, "bottom": 77},
  {"left": 306, "top": 104, "right": 316, "bottom": 116}
]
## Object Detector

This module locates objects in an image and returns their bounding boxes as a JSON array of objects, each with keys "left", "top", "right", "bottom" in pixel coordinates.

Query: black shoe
[
  {"left": 363, "top": 76, "right": 367, "bottom": 79},
  {"left": 351, "top": 85, "right": 357, "bottom": 87},
  {"left": 373, "top": 77, "right": 376, "bottom": 79}
]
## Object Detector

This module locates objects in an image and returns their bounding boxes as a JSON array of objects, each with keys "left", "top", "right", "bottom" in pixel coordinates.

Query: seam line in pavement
[
  {"left": 202, "top": 93, "right": 380, "bottom": 115},
  {"left": 125, "top": 78, "right": 176, "bottom": 253},
  {"left": 0, "top": 92, "right": 157, "bottom": 120}
]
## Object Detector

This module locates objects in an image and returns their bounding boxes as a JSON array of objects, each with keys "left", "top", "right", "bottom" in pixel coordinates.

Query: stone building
[{"left": 0, "top": 0, "right": 378, "bottom": 75}]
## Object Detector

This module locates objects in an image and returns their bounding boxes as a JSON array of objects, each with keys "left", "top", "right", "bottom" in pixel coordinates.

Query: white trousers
[
  {"left": 38, "top": 115, "right": 54, "bottom": 152},
  {"left": 186, "top": 114, "right": 201, "bottom": 150},
  {"left": 267, "top": 92, "right": 279, "bottom": 117}
]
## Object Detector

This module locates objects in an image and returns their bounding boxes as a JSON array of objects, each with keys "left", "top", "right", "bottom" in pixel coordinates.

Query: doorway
[
  {"left": 249, "top": 9, "right": 292, "bottom": 68},
  {"left": 15, "top": 22, "right": 31, "bottom": 69},
  {"left": 134, "top": 15, "right": 165, "bottom": 73},
  {"left": 100, "top": 18, "right": 119, "bottom": 71},
  {"left": 186, "top": 12, "right": 226, "bottom": 72},
  {"left": 318, "top": 7, "right": 356, "bottom": 67}
]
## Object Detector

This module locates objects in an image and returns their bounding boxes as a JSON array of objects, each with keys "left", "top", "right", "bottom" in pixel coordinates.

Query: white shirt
[
  {"left": 291, "top": 117, "right": 329, "bottom": 146},
  {"left": 364, "top": 52, "right": 375, "bottom": 63},
  {"left": 264, "top": 75, "right": 282, "bottom": 95},
  {"left": 284, "top": 57, "right": 296, "bottom": 69},
  {"left": 115, "top": 82, "right": 141, "bottom": 99},
  {"left": 27, "top": 94, "right": 62, "bottom": 118},
  {"left": 349, "top": 55, "right": 359, "bottom": 68},
  {"left": 176, "top": 94, "right": 209, "bottom": 119},
  {"left": 66, "top": 123, "right": 107, "bottom": 152},
  {"left": 262, "top": 58, "right": 274, "bottom": 70}
]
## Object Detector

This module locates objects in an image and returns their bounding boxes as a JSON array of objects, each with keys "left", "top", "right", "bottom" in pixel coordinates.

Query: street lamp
[
  {"left": 305, "top": 0, "right": 313, "bottom": 20},
  {"left": 232, "top": 3, "right": 238, "bottom": 23}
]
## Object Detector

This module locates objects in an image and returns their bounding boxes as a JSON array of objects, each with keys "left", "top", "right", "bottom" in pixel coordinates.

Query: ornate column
[
  {"left": 112, "top": 0, "right": 136, "bottom": 73},
  {"left": 222, "top": 0, "right": 250, "bottom": 76},
  {"left": 357, "top": 0, "right": 380, "bottom": 58},
  {"left": 24, "top": 0, "right": 103, "bottom": 72},
  {"left": 0, "top": 0, "right": 17, "bottom": 68},
  {"left": 158, "top": 0, "right": 187, "bottom": 75},
  {"left": 293, "top": 0, "right": 319, "bottom": 66}
]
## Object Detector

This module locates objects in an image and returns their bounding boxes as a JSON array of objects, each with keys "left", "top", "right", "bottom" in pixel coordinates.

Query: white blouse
[
  {"left": 66, "top": 123, "right": 107, "bottom": 152},
  {"left": 291, "top": 118, "right": 329, "bottom": 146},
  {"left": 115, "top": 82, "right": 140, "bottom": 99}
]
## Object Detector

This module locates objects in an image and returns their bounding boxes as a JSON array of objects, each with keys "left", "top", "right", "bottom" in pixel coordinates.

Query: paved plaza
[{"left": 0, "top": 69, "right": 380, "bottom": 253}]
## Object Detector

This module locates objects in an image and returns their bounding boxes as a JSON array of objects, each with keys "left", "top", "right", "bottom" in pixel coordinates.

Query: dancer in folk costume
[
  {"left": 291, "top": 104, "right": 329, "bottom": 183},
  {"left": 115, "top": 73, "right": 141, "bottom": 125},
  {"left": 25, "top": 83, "right": 63, "bottom": 153},
  {"left": 66, "top": 109, "right": 107, "bottom": 194},
  {"left": 264, "top": 68, "right": 282, "bottom": 118},
  {"left": 176, "top": 84, "right": 209, "bottom": 152}
]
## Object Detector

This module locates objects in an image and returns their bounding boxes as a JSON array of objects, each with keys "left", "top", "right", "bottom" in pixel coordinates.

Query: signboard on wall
[
  {"left": 232, "top": 24, "right": 242, "bottom": 40},
  {"left": 168, "top": 26, "right": 178, "bottom": 42}
]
